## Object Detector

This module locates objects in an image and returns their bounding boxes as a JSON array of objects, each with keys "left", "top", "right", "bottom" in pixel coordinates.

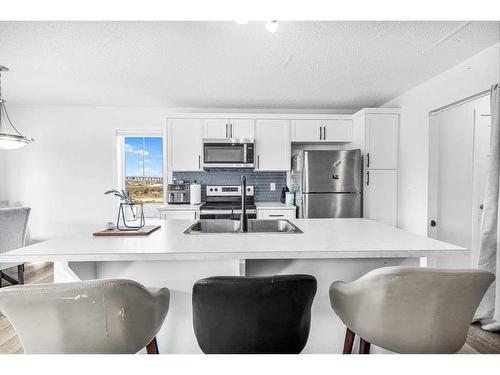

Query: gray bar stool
[
  {"left": 193, "top": 275, "right": 317, "bottom": 353},
  {"left": 0, "top": 207, "right": 31, "bottom": 287},
  {"left": 0, "top": 279, "right": 169, "bottom": 354},
  {"left": 329, "top": 266, "right": 494, "bottom": 354}
]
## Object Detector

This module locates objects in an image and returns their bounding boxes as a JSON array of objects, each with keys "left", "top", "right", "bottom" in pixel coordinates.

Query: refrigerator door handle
[
  {"left": 366, "top": 170, "right": 370, "bottom": 186},
  {"left": 366, "top": 153, "right": 370, "bottom": 168},
  {"left": 302, "top": 194, "right": 308, "bottom": 218}
]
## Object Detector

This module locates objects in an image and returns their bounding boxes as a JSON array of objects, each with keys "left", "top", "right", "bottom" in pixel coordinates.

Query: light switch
[{"left": 270, "top": 183, "right": 276, "bottom": 191}]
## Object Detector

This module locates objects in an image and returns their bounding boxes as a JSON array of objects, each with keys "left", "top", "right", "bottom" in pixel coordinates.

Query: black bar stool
[{"left": 192, "top": 274, "right": 317, "bottom": 354}]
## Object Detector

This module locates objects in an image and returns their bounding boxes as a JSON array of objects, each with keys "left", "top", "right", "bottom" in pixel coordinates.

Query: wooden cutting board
[{"left": 93, "top": 225, "right": 161, "bottom": 236}]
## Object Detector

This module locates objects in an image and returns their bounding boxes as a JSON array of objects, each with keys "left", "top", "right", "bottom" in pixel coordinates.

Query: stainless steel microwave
[{"left": 202, "top": 138, "right": 255, "bottom": 169}]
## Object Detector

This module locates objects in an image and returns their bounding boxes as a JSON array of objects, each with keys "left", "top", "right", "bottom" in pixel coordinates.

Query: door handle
[
  {"left": 366, "top": 153, "right": 370, "bottom": 168},
  {"left": 323, "top": 126, "right": 326, "bottom": 140},
  {"left": 257, "top": 155, "right": 260, "bottom": 169},
  {"left": 430, "top": 220, "right": 437, "bottom": 227},
  {"left": 198, "top": 155, "right": 201, "bottom": 169},
  {"left": 269, "top": 214, "right": 284, "bottom": 217},
  {"left": 319, "top": 126, "right": 322, "bottom": 140},
  {"left": 366, "top": 171, "right": 369, "bottom": 186},
  {"left": 480, "top": 203, "right": 484, "bottom": 210},
  {"left": 230, "top": 123, "right": 233, "bottom": 138},
  {"left": 225, "top": 123, "right": 228, "bottom": 138}
]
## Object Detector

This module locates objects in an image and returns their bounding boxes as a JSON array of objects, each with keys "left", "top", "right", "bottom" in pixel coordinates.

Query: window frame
[{"left": 116, "top": 129, "right": 167, "bottom": 209}]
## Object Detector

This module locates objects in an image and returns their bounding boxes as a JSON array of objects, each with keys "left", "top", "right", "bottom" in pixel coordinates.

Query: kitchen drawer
[
  {"left": 159, "top": 210, "right": 199, "bottom": 220},
  {"left": 257, "top": 209, "right": 296, "bottom": 220}
]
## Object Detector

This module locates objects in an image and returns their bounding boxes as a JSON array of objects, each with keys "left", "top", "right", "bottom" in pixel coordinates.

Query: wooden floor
[
  {"left": 0, "top": 262, "right": 499, "bottom": 354},
  {"left": 0, "top": 262, "right": 53, "bottom": 354}
]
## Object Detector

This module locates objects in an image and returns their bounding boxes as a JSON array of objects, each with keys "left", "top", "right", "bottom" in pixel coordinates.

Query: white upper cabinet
[
  {"left": 291, "top": 119, "right": 353, "bottom": 142},
  {"left": 231, "top": 119, "right": 255, "bottom": 139},
  {"left": 168, "top": 119, "right": 203, "bottom": 171},
  {"left": 365, "top": 114, "right": 399, "bottom": 170},
  {"left": 291, "top": 120, "right": 322, "bottom": 142},
  {"left": 203, "top": 119, "right": 255, "bottom": 139},
  {"left": 363, "top": 169, "right": 397, "bottom": 226},
  {"left": 256, "top": 120, "right": 291, "bottom": 171},
  {"left": 203, "top": 119, "right": 228, "bottom": 138},
  {"left": 322, "top": 120, "right": 353, "bottom": 142}
]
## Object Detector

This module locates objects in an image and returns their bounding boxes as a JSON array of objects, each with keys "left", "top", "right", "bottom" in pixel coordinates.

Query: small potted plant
[{"left": 105, "top": 189, "right": 145, "bottom": 230}]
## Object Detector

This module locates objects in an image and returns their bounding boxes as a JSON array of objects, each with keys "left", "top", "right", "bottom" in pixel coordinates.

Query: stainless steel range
[{"left": 200, "top": 185, "right": 256, "bottom": 220}]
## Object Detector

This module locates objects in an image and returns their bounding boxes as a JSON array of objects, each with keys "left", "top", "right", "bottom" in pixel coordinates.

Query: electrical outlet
[{"left": 270, "top": 183, "right": 276, "bottom": 191}]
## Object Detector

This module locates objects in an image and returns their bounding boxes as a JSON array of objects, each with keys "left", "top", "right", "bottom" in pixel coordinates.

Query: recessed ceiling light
[{"left": 266, "top": 21, "right": 278, "bottom": 33}]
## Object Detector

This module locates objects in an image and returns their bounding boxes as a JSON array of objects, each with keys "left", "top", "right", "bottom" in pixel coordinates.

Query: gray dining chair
[
  {"left": 329, "top": 266, "right": 495, "bottom": 354},
  {"left": 0, "top": 278, "right": 170, "bottom": 353},
  {"left": 0, "top": 207, "right": 31, "bottom": 287}
]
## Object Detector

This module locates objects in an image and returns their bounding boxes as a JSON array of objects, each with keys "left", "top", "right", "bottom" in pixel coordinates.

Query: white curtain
[{"left": 475, "top": 84, "right": 500, "bottom": 331}]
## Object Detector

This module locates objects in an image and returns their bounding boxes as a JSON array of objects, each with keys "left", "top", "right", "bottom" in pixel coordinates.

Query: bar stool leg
[
  {"left": 359, "top": 338, "right": 371, "bottom": 354},
  {"left": 17, "top": 264, "right": 25, "bottom": 285},
  {"left": 146, "top": 337, "right": 159, "bottom": 354},
  {"left": 342, "top": 327, "right": 355, "bottom": 354}
]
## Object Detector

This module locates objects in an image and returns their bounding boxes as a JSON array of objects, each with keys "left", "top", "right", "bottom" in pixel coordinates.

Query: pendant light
[{"left": 0, "top": 65, "right": 34, "bottom": 150}]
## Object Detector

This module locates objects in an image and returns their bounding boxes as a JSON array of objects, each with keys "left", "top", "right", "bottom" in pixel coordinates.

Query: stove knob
[
  {"left": 209, "top": 188, "right": 213, "bottom": 192},
  {"left": 214, "top": 188, "right": 218, "bottom": 192}
]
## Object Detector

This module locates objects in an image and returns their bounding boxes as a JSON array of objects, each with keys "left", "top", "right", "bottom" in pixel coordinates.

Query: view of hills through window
[{"left": 124, "top": 136, "right": 163, "bottom": 203}]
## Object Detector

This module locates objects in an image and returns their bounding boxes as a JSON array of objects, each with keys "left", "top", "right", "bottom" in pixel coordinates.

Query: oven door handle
[{"left": 201, "top": 209, "right": 257, "bottom": 215}]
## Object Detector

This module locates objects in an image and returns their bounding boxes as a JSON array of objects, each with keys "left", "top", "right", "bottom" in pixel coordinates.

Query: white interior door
[
  {"left": 471, "top": 96, "right": 492, "bottom": 265},
  {"left": 427, "top": 94, "right": 491, "bottom": 267}
]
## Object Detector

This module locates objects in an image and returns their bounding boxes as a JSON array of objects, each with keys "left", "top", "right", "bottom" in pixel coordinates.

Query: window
[{"left": 123, "top": 136, "right": 164, "bottom": 204}]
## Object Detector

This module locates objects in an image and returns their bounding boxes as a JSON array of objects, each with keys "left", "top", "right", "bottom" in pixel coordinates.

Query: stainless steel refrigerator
[{"left": 292, "top": 149, "right": 362, "bottom": 218}]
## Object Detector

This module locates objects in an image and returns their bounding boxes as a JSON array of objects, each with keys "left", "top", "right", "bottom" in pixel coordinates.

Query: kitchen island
[{"left": 0, "top": 218, "right": 467, "bottom": 354}]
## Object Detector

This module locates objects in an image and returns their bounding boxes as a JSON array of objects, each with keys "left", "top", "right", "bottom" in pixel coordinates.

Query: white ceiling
[{"left": 0, "top": 21, "right": 498, "bottom": 110}]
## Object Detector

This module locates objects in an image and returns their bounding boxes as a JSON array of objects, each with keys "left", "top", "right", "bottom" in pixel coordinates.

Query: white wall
[
  {"left": 383, "top": 43, "right": 500, "bottom": 236},
  {"left": 0, "top": 106, "right": 353, "bottom": 241},
  {"left": 1, "top": 105, "right": 171, "bottom": 241}
]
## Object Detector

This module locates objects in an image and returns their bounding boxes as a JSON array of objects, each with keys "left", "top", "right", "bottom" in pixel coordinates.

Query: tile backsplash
[{"left": 172, "top": 171, "right": 287, "bottom": 202}]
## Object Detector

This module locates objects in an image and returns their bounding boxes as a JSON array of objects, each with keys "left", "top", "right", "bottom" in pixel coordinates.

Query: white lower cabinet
[
  {"left": 363, "top": 169, "right": 397, "bottom": 226},
  {"left": 257, "top": 209, "right": 296, "bottom": 220},
  {"left": 159, "top": 210, "right": 199, "bottom": 220}
]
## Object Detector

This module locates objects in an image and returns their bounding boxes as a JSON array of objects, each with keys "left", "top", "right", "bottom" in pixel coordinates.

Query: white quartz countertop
[
  {"left": 255, "top": 202, "right": 296, "bottom": 210},
  {"left": 0, "top": 219, "right": 467, "bottom": 262}
]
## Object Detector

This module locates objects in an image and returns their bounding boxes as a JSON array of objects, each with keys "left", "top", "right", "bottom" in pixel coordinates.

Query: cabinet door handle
[
  {"left": 319, "top": 126, "right": 322, "bottom": 140},
  {"left": 366, "top": 171, "right": 370, "bottom": 186},
  {"left": 225, "top": 123, "right": 228, "bottom": 138},
  {"left": 269, "top": 214, "right": 284, "bottom": 217},
  {"left": 230, "top": 123, "right": 233, "bottom": 138},
  {"left": 198, "top": 155, "right": 201, "bottom": 169},
  {"left": 366, "top": 153, "right": 370, "bottom": 168},
  {"left": 257, "top": 155, "right": 260, "bottom": 169},
  {"left": 323, "top": 126, "right": 326, "bottom": 140}
]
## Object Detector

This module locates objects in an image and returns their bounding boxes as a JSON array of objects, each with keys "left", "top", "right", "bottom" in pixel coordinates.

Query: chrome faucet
[{"left": 240, "top": 175, "right": 248, "bottom": 232}]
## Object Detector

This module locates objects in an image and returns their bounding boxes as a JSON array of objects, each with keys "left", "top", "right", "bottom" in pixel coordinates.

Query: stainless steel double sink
[{"left": 184, "top": 219, "right": 303, "bottom": 234}]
